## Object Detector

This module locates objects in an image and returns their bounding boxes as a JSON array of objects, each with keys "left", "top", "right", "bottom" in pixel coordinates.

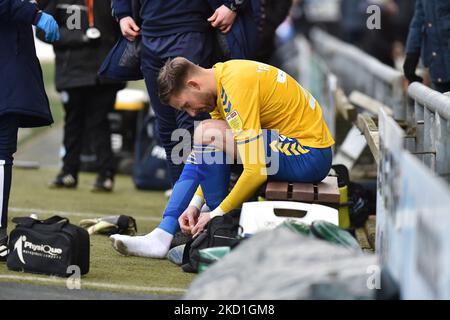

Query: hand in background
[
  {"left": 119, "top": 16, "right": 140, "bottom": 41},
  {"left": 36, "top": 12, "right": 60, "bottom": 42},
  {"left": 207, "top": 5, "right": 237, "bottom": 34},
  {"left": 403, "top": 53, "right": 423, "bottom": 84}
]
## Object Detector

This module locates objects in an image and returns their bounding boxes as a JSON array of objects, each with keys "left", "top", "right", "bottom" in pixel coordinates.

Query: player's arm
[
  {"left": 190, "top": 133, "right": 268, "bottom": 216},
  {"left": 212, "top": 133, "right": 267, "bottom": 216},
  {"left": 210, "top": 85, "right": 268, "bottom": 216}
]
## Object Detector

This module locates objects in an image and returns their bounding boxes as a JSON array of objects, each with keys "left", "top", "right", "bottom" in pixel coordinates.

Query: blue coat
[
  {"left": 406, "top": 0, "right": 450, "bottom": 83},
  {"left": 0, "top": 0, "right": 53, "bottom": 127}
]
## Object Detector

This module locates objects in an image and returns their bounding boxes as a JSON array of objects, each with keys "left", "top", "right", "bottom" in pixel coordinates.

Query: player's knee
[{"left": 193, "top": 120, "right": 229, "bottom": 147}]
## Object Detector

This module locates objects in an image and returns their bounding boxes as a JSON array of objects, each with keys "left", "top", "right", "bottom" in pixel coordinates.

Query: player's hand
[
  {"left": 207, "top": 5, "right": 236, "bottom": 34},
  {"left": 191, "top": 212, "right": 212, "bottom": 237},
  {"left": 119, "top": 16, "right": 140, "bottom": 41},
  {"left": 178, "top": 206, "right": 200, "bottom": 235}
]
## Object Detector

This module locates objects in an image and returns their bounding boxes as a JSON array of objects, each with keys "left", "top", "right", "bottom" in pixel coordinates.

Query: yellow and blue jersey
[
  {"left": 204, "top": 60, "right": 335, "bottom": 214},
  {"left": 211, "top": 60, "right": 334, "bottom": 147}
]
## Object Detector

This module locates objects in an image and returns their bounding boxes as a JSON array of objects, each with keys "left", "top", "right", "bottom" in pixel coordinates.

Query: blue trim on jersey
[
  {"left": 193, "top": 145, "right": 217, "bottom": 152},
  {"left": 222, "top": 94, "right": 228, "bottom": 106},
  {"left": 236, "top": 134, "right": 263, "bottom": 145}
]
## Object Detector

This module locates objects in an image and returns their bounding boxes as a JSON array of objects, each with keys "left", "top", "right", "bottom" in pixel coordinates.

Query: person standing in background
[
  {"left": 112, "top": 0, "right": 247, "bottom": 186},
  {"left": 392, "top": 0, "right": 415, "bottom": 46},
  {"left": 403, "top": 0, "right": 450, "bottom": 93},
  {"left": 0, "top": 0, "right": 59, "bottom": 260},
  {"left": 360, "top": 0, "right": 398, "bottom": 67},
  {"left": 339, "top": 0, "right": 366, "bottom": 45},
  {"left": 37, "top": 0, "right": 125, "bottom": 192},
  {"left": 256, "top": 0, "right": 293, "bottom": 63}
]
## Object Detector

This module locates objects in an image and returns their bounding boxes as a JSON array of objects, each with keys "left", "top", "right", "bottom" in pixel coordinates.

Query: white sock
[{"left": 110, "top": 228, "right": 173, "bottom": 259}]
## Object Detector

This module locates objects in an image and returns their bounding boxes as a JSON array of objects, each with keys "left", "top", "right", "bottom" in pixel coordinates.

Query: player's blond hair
[{"left": 157, "top": 57, "right": 199, "bottom": 105}]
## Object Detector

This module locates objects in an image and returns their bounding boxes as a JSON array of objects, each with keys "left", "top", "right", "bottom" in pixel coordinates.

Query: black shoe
[
  {"left": 0, "top": 229, "right": 8, "bottom": 262},
  {"left": 49, "top": 172, "right": 78, "bottom": 189},
  {"left": 91, "top": 175, "right": 114, "bottom": 192},
  {"left": 170, "top": 231, "right": 192, "bottom": 249}
]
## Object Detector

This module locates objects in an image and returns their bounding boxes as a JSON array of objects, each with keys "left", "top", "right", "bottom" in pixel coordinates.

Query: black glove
[{"left": 403, "top": 52, "right": 423, "bottom": 83}]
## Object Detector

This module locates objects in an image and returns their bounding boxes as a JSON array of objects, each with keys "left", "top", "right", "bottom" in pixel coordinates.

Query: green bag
[
  {"left": 280, "top": 219, "right": 311, "bottom": 236},
  {"left": 280, "top": 220, "right": 361, "bottom": 251},
  {"left": 311, "top": 220, "right": 361, "bottom": 251},
  {"left": 198, "top": 246, "right": 231, "bottom": 273}
]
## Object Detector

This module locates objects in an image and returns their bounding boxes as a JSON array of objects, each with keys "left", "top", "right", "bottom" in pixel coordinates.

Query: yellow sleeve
[
  {"left": 217, "top": 83, "right": 268, "bottom": 213},
  {"left": 219, "top": 136, "right": 267, "bottom": 213},
  {"left": 209, "top": 108, "right": 222, "bottom": 120}
]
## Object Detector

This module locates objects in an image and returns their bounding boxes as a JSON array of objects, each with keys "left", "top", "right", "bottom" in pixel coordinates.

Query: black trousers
[
  {"left": 0, "top": 114, "right": 19, "bottom": 229},
  {"left": 61, "top": 85, "right": 117, "bottom": 177}
]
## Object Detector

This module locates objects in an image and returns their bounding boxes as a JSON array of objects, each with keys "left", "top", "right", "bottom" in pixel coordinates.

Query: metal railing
[
  {"left": 295, "top": 35, "right": 338, "bottom": 140},
  {"left": 406, "top": 83, "right": 450, "bottom": 180},
  {"left": 377, "top": 107, "right": 450, "bottom": 299},
  {"left": 309, "top": 28, "right": 406, "bottom": 121},
  {"left": 309, "top": 28, "right": 450, "bottom": 181},
  {"left": 303, "top": 27, "right": 450, "bottom": 299}
]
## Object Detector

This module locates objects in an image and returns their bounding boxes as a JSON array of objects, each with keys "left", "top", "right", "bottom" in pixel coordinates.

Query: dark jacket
[
  {"left": 255, "top": 0, "right": 292, "bottom": 62},
  {"left": 38, "top": 0, "right": 123, "bottom": 91},
  {"left": 0, "top": 0, "right": 53, "bottom": 128},
  {"left": 208, "top": 0, "right": 260, "bottom": 60},
  {"left": 112, "top": 0, "right": 212, "bottom": 37},
  {"left": 361, "top": 3, "right": 397, "bottom": 67},
  {"left": 102, "top": 0, "right": 260, "bottom": 81},
  {"left": 393, "top": 0, "right": 415, "bottom": 44},
  {"left": 406, "top": 0, "right": 450, "bottom": 83}
]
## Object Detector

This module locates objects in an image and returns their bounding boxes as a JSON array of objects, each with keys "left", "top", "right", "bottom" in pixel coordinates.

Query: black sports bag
[
  {"left": 7, "top": 216, "right": 89, "bottom": 277},
  {"left": 181, "top": 210, "right": 243, "bottom": 273}
]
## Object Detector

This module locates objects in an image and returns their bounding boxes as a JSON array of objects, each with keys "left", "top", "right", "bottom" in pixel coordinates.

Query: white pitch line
[
  {"left": 0, "top": 275, "right": 187, "bottom": 294},
  {"left": 9, "top": 207, "right": 161, "bottom": 222}
]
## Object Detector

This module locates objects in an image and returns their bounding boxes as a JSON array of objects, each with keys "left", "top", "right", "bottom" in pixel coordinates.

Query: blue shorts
[{"left": 263, "top": 131, "right": 332, "bottom": 183}]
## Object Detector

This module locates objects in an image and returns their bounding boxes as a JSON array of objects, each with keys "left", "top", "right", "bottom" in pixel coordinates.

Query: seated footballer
[{"left": 110, "top": 58, "right": 335, "bottom": 258}]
